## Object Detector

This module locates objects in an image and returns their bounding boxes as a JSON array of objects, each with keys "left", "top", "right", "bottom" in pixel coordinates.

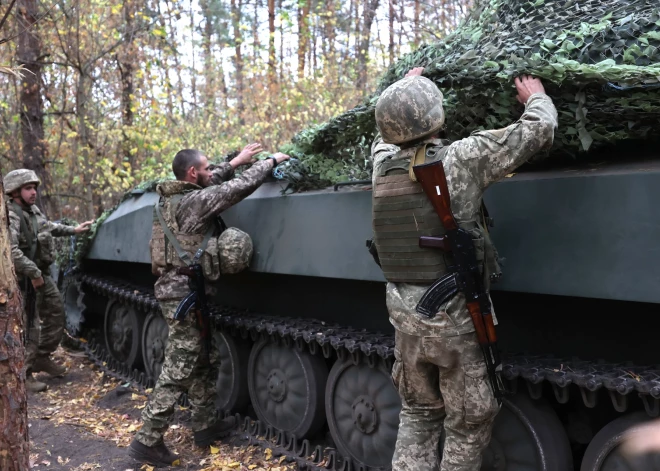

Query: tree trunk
[
  {"left": 297, "top": 0, "right": 310, "bottom": 80},
  {"left": 278, "top": 0, "right": 283, "bottom": 82},
  {"left": 252, "top": 0, "right": 260, "bottom": 61},
  {"left": 75, "top": 71, "right": 95, "bottom": 219},
  {"left": 355, "top": 0, "right": 379, "bottom": 92},
  {"left": 414, "top": 0, "right": 420, "bottom": 47},
  {"left": 200, "top": 0, "right": 216, "bottom": 111},
  {"left": 17, "top": 0, "right": 51, "bottom": 216},
  {"left": 389, "top": 0, "right": 395, "bottom": 64},
  {"left": 189, "top": 0, "right": 198, "bottom": 112},
  {"left": 117, "top": 0, "right": 136, "bottom": 169},
  {"left": 0, "top": 174, "right": 29, "bottom": 471},
  {"left": 231, "top": 0, "right": 245, "bottom": 122},
  {"left": 267, "top": 0, "right": 276, "bottom": 86}
]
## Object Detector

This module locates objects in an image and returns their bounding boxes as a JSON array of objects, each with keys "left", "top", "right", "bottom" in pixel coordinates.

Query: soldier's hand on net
[
  {"left": 232, "top": 143, "right": 264, "bottom": 167},
  {"left": 272, "top": 152, "right": 291, "bottom": 165},
  {"left": 405, "top": 67, "right": 424, "bottom": 77},
  {"left": 31, "top": 276, "right": 45, "bottom": 289},
  {"left": 514, "top": 75, "right": 546, "bottom": 104},
  {"left": 74, "top": 221, "right": 94, "bottom": 233}
]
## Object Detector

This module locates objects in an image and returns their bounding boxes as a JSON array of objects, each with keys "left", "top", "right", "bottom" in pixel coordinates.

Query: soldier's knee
[{"left": 462, "top": 361, "right": 500, "bottom": 425}]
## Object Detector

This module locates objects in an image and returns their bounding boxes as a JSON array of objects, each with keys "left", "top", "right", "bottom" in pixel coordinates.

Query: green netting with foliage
[{"left": 278, "top": 0, "right": 660, "bottom": 187}]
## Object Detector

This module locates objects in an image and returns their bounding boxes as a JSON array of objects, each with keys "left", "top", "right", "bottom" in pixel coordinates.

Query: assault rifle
[
  {"left": 412, "top": 159, "right": 505, "bottom": 401},
  {"left": 174, "top": 264, "right": 212, "bottom": 364}
]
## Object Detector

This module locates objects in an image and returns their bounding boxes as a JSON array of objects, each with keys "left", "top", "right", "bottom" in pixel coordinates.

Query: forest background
[{"left": 1, "top": 0, "right": 471, "bottom": 221}]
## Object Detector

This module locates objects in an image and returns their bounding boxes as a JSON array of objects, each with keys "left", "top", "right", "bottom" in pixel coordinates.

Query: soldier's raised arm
[
  {"left": 208, "top": 143, "right": 265, "bottom": 185},
  {"left": 176, "top": 151, "right": 290, "bottom": 230},
  {"left": 448, "top": 75, "right": 558, "bottom": 191}
]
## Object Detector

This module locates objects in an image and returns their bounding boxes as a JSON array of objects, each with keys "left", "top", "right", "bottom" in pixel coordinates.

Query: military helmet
[
  {"left": 4, "top": 169, "right": 40, "bottom": 195},
  {"left": 219, "top": 227, "right": 253, "bottom": 274},
  {"left": 375, "top": 76, "right": 445, "bottom": 145}
]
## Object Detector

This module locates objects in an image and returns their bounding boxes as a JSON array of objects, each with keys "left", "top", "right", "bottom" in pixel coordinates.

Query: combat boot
[
  {"left": 128, "top": 438, "right": 180, "bottom": 467},
  {"left": 194, "top": 416, "right": 237, "bottom": 447},
  {"left": 26, "top": 373, "right": 47, "bottom": 393},
  {"left": 32, "top": 356, "right": 66, "bottom": 377}
]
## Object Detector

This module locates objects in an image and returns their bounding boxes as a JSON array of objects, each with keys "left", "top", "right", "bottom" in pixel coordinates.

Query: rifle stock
[{"left": 412, "top": 161, "right": 458, "bottom": 231}]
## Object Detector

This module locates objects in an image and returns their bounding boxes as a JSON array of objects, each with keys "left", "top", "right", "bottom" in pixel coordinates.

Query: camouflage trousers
[
  {"left": 135, "top": 300, "right": 221, "bottom": 447},
  {"left": 391, "top": 329, "right": 500, "bottom": 471},
  {"left": 21, "top": 274, "right": 65, "bottom": 371}
]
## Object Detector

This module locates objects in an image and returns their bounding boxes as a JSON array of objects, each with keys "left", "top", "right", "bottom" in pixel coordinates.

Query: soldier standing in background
[
  {"left": 5, "top": 169, "right": 93, "bottom": 393},
  {"left": 370, "top": 69, "right": 558, "bottom": 470},
  {"left": 128, "top": 144, "right": 290, "bottom": 467}
]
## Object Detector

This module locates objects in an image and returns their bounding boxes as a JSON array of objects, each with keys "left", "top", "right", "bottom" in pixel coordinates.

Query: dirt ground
[{"left": 27, "top": 346, "right": 297, "bottom": 471}]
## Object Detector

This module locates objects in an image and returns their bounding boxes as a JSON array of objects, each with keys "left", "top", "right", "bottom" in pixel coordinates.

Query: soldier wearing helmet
[
  {"left": 129, "top": 144, "right": 290, "bottom": 467},
  {"left": 5, "top": 169, "right": 93, "bottom": 393},
  {"left": 370, "top": 69, "right": 558, "bottom": 471}
]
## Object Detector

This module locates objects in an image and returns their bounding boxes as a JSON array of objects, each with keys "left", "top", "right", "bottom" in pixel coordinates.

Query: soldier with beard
[{"left": 129, "top": 144, "right": 290, "bottom": 467}]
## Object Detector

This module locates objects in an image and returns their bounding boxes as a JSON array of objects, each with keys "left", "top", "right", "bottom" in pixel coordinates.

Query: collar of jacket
[{"left": 156, "top": 180, "right": 201, "bottom": 197}]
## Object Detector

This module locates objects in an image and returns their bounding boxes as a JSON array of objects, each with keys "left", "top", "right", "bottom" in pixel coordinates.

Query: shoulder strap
[
  {"left": 11, "top": 202, "right": 38, "bottom": 260},
  {"left": 408, "top": 143, "right": 449, "bottom": 182},
  {"left": 155, "top": 196, "right": 215, "bottom": 266}
]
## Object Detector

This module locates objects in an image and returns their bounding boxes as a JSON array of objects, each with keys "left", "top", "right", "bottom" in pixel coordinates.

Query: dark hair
[{"left": 172, "top": 149, "right": 203, "bottom": 180}]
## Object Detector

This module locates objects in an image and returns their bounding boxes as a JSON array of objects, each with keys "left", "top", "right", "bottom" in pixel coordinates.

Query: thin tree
[
  {"left": 355, "top": 0, "right": 379, "bottom": 92},
  {"left": 0, "top": 172, "right": 28, "bottom": 471},
  {"left": 231, "top": 0, "right": 245, "bottom": 122},
  {"left": 297, "top": 0, "right": 309, "bottom": 79},
  {"left": 17, "top": 0, "right": 51, "bottom": 215},
  {"left": 0, "top": 6, "right": 30, "bottom": 461}
]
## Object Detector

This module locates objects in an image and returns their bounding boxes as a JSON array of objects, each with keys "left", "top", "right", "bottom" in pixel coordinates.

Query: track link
[{"left": 75, "top": 273, "right": 660, "bottom": 470}]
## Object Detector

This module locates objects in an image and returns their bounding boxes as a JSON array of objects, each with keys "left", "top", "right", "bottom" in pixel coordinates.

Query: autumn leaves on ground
[{"left": 27, "top": 345, "right": 297, "bottom": 471}]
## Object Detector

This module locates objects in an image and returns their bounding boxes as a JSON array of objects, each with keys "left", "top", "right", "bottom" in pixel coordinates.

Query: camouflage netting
[{"left": 277, "top": 0, "right": 660, "bottom": 190}]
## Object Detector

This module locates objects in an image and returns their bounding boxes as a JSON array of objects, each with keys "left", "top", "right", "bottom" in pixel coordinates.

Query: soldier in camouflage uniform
[
  {"left": 370, "top": 69, "right": 558, "bottom": 471},
  {"left": 5, "top": 169, "right": 93, "bottom": 393},
  {"left": 129, "top": 144, "right": 290, "bottom": 467}
]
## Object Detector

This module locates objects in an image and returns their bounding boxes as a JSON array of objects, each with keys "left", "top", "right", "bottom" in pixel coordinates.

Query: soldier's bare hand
[
  {"left": 31, "top": 276, "right": 44, "bottom": 289},
  {"left": 515, "top": 75, "right": 546, "bottom": 104},
  {"left": 272, "top": 152, "right": 291, "bottom": 165},
  {"left": 74, "top": 221, "right": 93, "bottom": 233},
  {"left": 405, "top": 67, "right": 424, "bottom": 77},
  {"left": 232, "top": 143, "right": 263, "bottom": 167}
]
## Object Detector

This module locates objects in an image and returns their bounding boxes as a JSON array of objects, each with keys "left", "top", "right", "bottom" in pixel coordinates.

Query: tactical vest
[
  {"left": 149, "top": 192, "right": 224, "bottom": 281},
  {"left": 372, "top": 141, "right": 501, "bottom": 284},
  {"left": 10, "top": 202, "right": 57, "bottom": 267}
]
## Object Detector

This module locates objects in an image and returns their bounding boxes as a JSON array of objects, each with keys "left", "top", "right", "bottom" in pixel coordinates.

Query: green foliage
[{"left": 276, "top": 0, "right": 660, "bottom": 190}]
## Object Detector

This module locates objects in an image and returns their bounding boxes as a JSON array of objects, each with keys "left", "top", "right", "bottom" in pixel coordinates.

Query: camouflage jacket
[
  {"left": 371, "top": 92, "right": 558, "bottom": 337},
  {"left": 8, "top": 202, "right": 77, "bottom": 280},
  {"left": 154, "top": 160, "right": 272, "bottom": 301}
]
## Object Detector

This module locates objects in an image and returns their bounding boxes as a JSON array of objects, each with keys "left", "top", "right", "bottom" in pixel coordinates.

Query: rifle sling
[{"left": 155, "top": 198, "right": 214, "bottom": 267}]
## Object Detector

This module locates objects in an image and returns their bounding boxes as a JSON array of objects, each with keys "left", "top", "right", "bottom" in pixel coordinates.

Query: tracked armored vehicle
[{"left": 63, "top": 142, "right": 660, "bottom": 471}]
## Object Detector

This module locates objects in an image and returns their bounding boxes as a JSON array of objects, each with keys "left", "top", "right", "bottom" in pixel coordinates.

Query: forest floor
[{"left": 27, "top": 346, "right": 297, "bottom": 471}]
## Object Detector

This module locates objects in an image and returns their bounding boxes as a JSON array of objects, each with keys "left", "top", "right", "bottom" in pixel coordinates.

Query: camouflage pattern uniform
[
  {"left": 372, "top": 92, "right": 558, "bottom": 471},
  {"left": 8, "top": 195, "right": 76, "bottom": 374},
  {"left": 135, "top": 159, "right": 273, "bottom": 447}
]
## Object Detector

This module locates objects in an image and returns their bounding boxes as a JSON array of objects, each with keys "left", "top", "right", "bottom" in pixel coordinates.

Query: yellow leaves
[
  {"left": 264, "top": 448, "right": 273, "bottom": 460},
  {"left": 210, "top": 446, "right": 220, "bottom": 454},
  {"left": 152, "top": 27, "right": 167, "bottom": 38},
  {"left": 111, "top": 4, "right": 122, "bottom": 14},
  {"left": 140, "top": 465, "right": 155, "bottom": 471}
]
